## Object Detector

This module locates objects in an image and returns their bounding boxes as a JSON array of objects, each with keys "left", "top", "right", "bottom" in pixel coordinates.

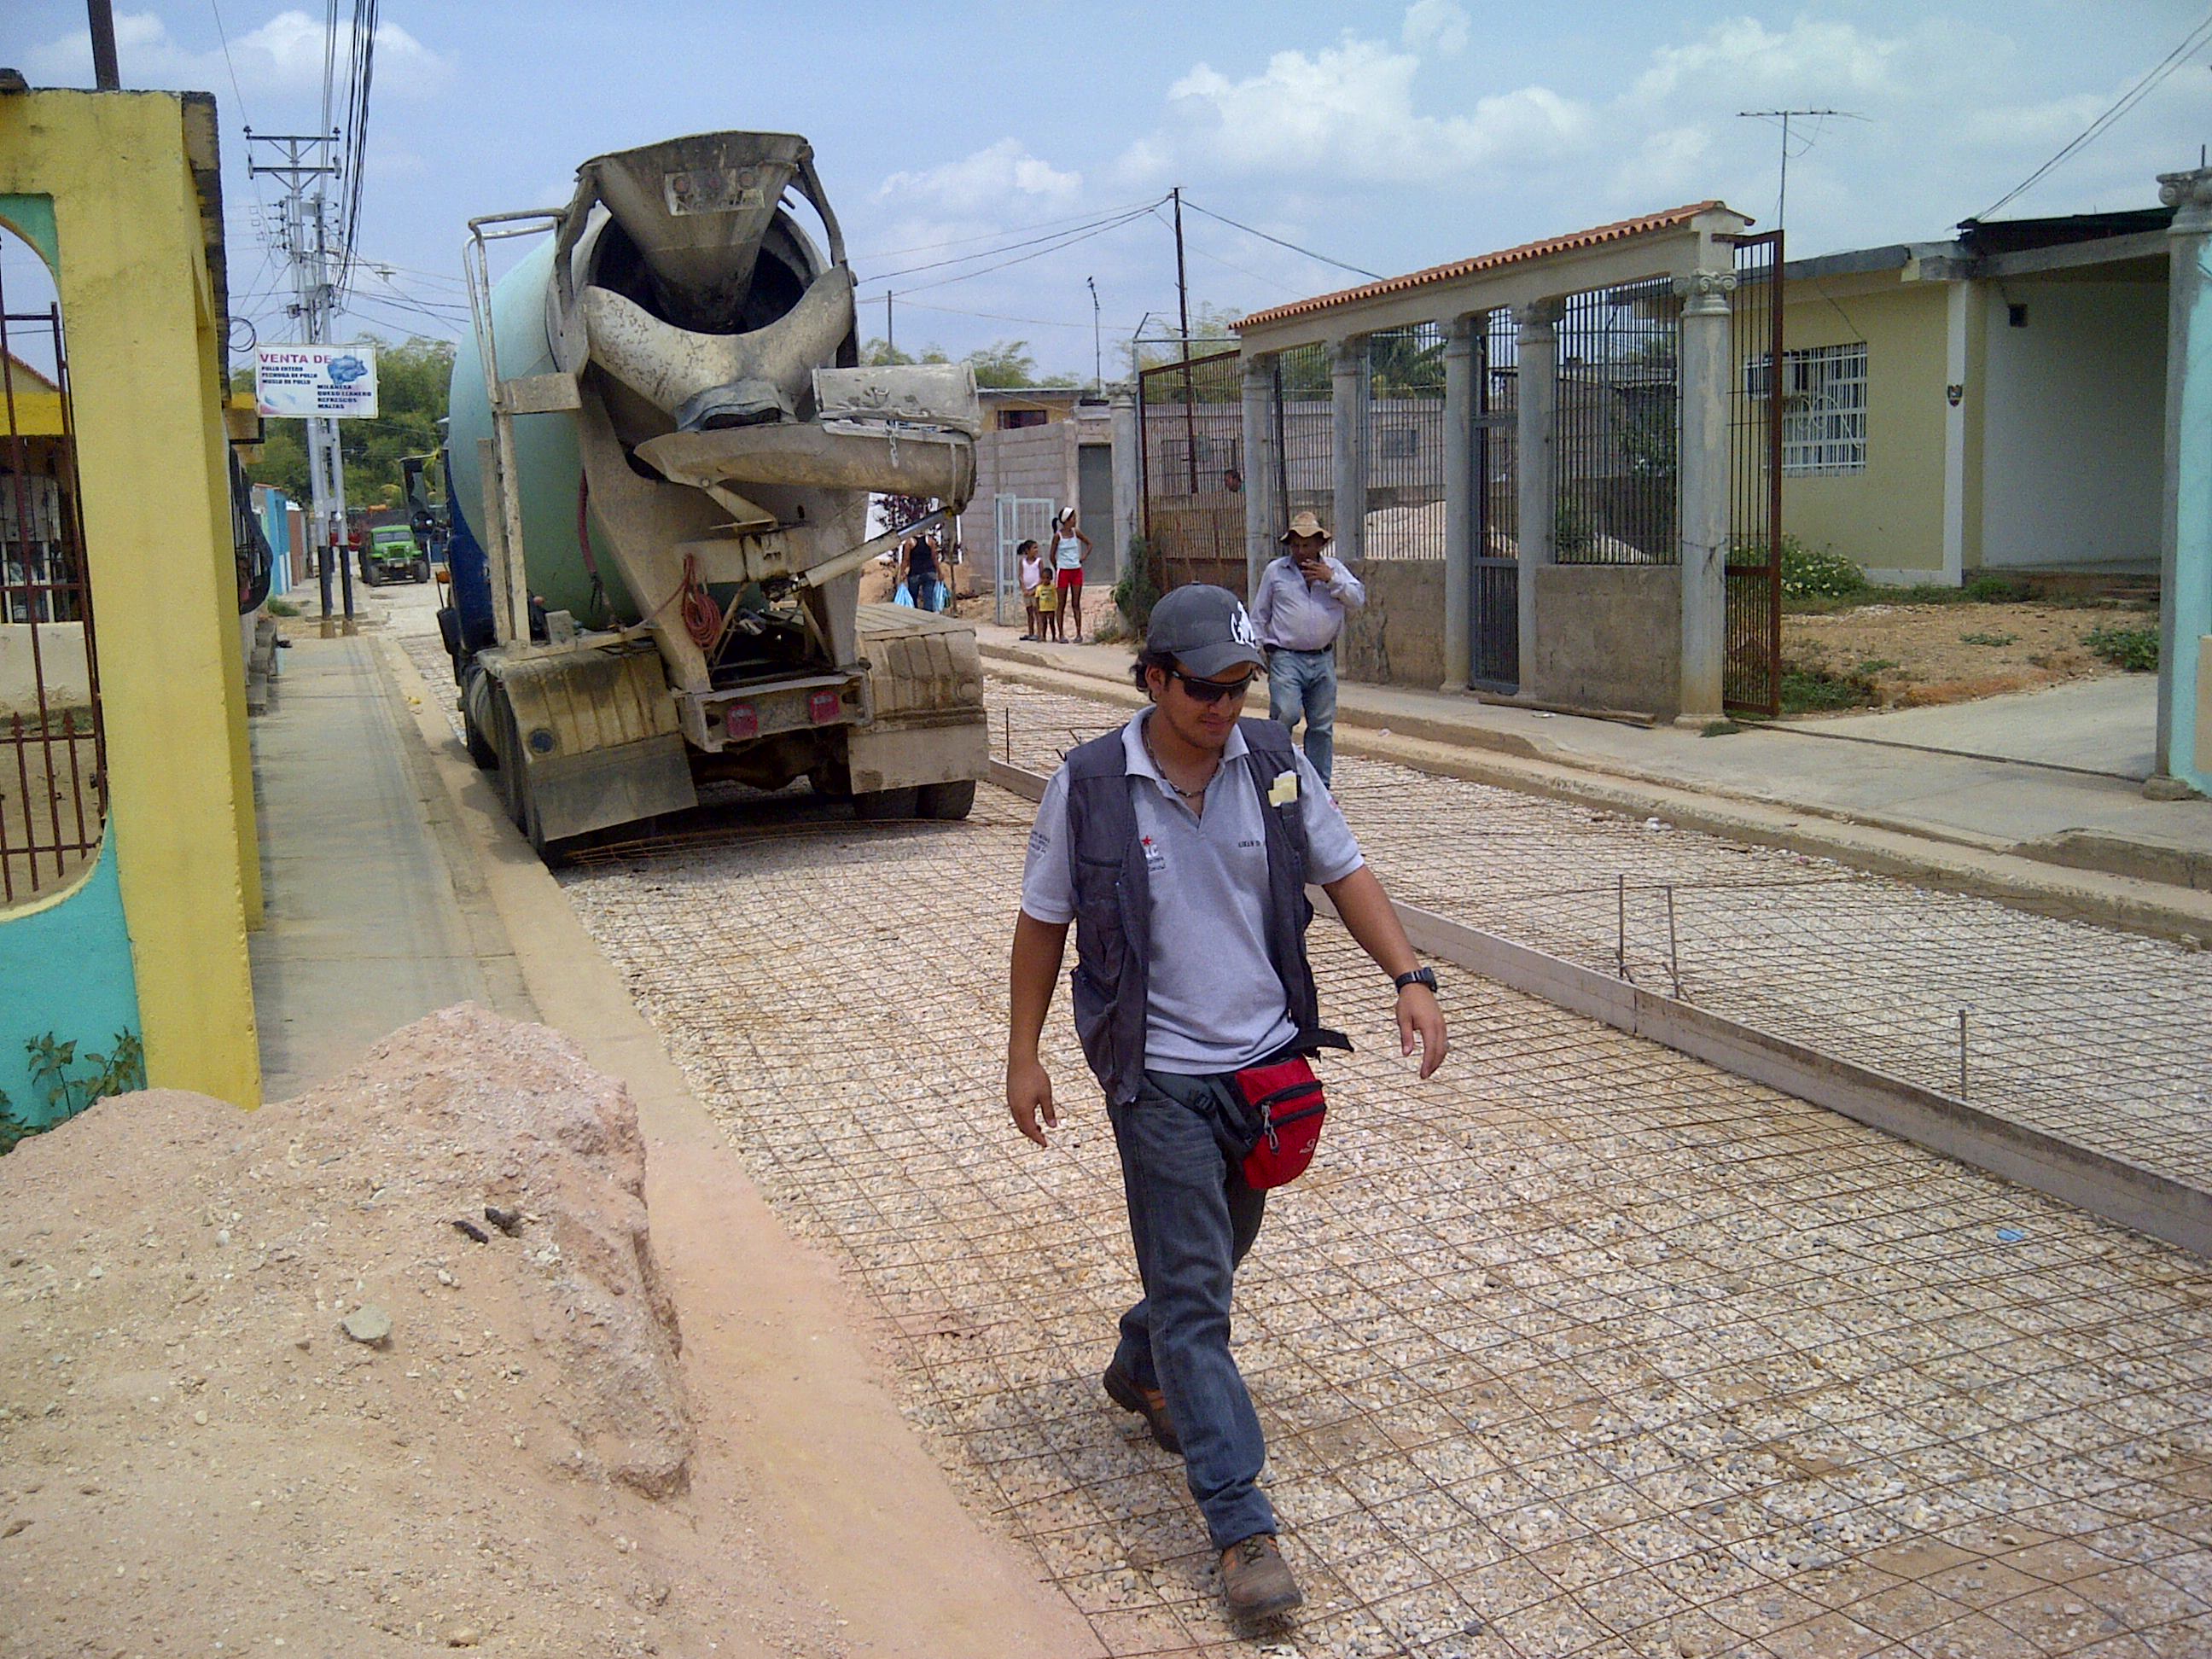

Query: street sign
[{"left": 254, "top": 344, "right": 380, "bottom": 419}]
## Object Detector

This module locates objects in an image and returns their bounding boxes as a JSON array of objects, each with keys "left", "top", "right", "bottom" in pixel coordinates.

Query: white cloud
[
  {"left": 877, "top": 139, "right": 1082, "bottom": 214},
  {"left": 1633, "top": 16, "right": 1900, "bottom": 104},
  {"left": 1165, "top": 38, "right": 1592, "bottom": 182},
  {"left": 1401, "top": 0, "right": 1470, "bottom": 57},
  {"left": 26, "top": 9, "right": 451, "bottom": 99}
]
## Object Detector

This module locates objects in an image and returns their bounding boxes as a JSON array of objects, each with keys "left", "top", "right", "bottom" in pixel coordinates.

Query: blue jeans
[
  {"left": 1267, "top": 647, "right": 1338, "bottom": 787},
  {"left": 1109, "top": 1070, "right": 1275, "bottom": 1551}
]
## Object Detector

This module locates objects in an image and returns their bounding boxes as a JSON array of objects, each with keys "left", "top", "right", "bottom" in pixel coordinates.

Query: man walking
[
  {"left": 1250, "top": 510, "right": 1365, "bottom": 788},
  {"left": 1005, "top": 585, "right": 1447, "bottom": 1624}
]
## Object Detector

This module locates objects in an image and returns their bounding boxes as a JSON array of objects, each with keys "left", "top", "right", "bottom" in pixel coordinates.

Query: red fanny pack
[{"left": 1232, "top": 1057, "right": 1328, "bottom": 1189}]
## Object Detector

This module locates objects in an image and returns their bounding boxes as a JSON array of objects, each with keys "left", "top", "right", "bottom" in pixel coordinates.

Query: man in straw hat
[{"left": 1249, "top": 510, "right": 1365, "bottom": 788}]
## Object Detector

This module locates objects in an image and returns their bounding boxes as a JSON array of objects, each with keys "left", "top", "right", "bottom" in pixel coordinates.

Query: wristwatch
[{"left": 1393, "top": 967, "right": 1439, "bottom": 994}]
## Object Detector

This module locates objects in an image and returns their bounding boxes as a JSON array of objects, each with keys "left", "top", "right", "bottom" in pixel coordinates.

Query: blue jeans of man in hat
[{"left": 1266, "top": 648, "right": 1338, "bottom": 789}]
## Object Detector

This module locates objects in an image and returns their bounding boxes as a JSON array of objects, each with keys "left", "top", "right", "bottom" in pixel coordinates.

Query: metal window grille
[
  {"left": 1362, "top": 323, "right": 1447, "bottom": 560},
  {"left": 1750, "top": 341, "right": 1868, "bottom": 475},
  {"left": 1554, "top": 280, "right": 1681, "bottom": 565},
  {"left": 0, "top": 272, "right": 107, "bottom": 908}
]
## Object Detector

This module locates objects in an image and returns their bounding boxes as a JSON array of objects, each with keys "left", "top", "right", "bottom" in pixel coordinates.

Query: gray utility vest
[{"left": 1063, "top": 717, "right": 1342, "bottom": 1107}]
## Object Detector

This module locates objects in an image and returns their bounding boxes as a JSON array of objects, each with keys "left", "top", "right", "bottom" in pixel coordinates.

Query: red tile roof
[{"left": 1233, "top": 201, "right": 1739, "bottom": 333}]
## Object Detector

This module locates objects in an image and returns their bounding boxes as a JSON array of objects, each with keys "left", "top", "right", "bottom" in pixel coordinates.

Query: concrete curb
[{"left": 981, "top": 651, "right": 2212, "bottom": 947}]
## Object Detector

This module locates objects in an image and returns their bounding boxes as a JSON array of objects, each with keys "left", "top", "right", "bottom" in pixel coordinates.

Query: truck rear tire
[
  {"left": 462, "top": 696, "right": 498, "bottom": 771},
  {"left": 853, "top": 787, "right": 918, "bottom": 822},
  {"left": 916, "top": 779, "right": 975, "bottom": 821}
]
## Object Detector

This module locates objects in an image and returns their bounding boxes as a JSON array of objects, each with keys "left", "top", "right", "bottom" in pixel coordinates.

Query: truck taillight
[
  {"left": 725, "top": 702, "right": 758, "bottom": 739},
  {"left": 809, "top": 690, "right": 841, "bottom": 725}
]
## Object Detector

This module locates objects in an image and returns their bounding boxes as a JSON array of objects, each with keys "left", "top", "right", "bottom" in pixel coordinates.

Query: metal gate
[
  {"left": 1138, "top": 348, "right": 1246, "bottom": 597},
  {"left": 0, "top": 282, "right": 105, "bottom": 905},
  {"left": 1725, "top": 231, "right": 1784, "bottom": 716},
  {"left": 1471, "top": 310, "right": 1520, "bottom": 691},
  {"left": 992, "top": 492, "right": 1054, "bottom": 626}
]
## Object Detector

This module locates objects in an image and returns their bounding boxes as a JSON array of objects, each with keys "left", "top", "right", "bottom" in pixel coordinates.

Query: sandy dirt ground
[
  {"left": 1782, "top": 602, "right": 2155, "bottom": 709},
  {"left": 0, "top": 1007, "right": 872, "bottom": 1659}
]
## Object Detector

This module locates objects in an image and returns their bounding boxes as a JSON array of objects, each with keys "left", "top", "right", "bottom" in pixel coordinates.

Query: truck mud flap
[{"left": 521, "top": 734, "right": 696, "bottom": 844}]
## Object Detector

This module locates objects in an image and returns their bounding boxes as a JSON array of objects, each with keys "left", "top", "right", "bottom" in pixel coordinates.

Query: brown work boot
[
  {"left": 1103, "top": 1362, "right": 1181, "bottom": 1455},
  {"left": 1220, "top": 1534, "right": 1303, "bottom": 1621}
]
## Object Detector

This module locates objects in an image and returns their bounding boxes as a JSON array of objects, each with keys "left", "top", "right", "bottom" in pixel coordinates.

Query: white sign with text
[{"left": 254, "top": 344, "right": 380, "bottom": 419}]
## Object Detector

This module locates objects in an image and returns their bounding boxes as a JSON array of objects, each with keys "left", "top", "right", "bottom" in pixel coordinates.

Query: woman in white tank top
[{"left": 1050, "top": 509, "right": 1093, "bottom": 642}]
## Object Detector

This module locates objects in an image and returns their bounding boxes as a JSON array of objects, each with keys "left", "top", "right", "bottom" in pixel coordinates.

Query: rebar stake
[
  {"left": 1958, "top": 1009, "right": 1968, "bottom": 1098},
  {"left": 1616, "top": 874, "right": 1627, "bottom": 980},
  {"left": 1667, "top": 884, "right": 1681, "bottom": 999}
]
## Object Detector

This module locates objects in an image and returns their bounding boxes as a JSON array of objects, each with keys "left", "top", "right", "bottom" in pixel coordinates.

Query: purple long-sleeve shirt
[{"left": 1250, "top": 552, "right": 1365, "bottom": 651}]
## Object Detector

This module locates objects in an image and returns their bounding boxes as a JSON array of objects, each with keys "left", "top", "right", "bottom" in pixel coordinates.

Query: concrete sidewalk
[{"left": 975, "top": 622, "right": 2212, "bottom": 929}]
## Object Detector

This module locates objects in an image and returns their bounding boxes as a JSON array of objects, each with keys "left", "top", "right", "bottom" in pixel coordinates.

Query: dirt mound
[{"left": 0, "top": 1006, "right": 713, "bottom": 1656}]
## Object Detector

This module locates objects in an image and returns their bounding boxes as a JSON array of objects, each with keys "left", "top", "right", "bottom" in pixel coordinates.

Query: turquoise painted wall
[
  {"left": 0, "top": 836, "right": 143, "bottom": 1129},
  {"left": 2168, "top": 280, "right": 2212, "bottom": 794}
]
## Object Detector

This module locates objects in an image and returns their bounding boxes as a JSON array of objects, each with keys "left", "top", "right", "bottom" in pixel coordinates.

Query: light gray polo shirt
[{"left": 1020, "top": 709, "right": 1364, "bottom": 1073}]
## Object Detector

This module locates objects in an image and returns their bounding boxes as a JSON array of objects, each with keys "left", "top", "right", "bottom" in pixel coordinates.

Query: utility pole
[
  {"left": 885, "top": 291, "right": 894, "bottom": 357},
  {"left": 1737, "top": 109, "right": 1861, "bottom": 234},
  {"left": 1172, "top": 186, "right": 1198, "bottom": 495},
  {"left": 248, "top": 128, "right": 355, "bottom": 625},
  {"left": 86, "top": 0, "right": 119, "bottom": 89},
  {"left": 1087, "top": 276, "right": 1102, "bottom": 392}
]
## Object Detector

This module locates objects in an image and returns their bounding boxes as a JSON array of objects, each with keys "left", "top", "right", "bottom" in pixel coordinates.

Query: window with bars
[{"left": 1746, "top": 343, "right": 1867, "bottom": 475}]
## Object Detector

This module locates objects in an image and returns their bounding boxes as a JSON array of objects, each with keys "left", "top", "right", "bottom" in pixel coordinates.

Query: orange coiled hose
[{"left": 680, "top": 551, "right": 721, "bottom": 650}]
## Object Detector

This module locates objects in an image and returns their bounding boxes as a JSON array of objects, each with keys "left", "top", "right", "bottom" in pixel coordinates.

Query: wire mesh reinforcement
[
  {"left": 556, "top": 775, "right": 2212, "bottom": 1658},
  {"left": 986, "top": 678, "right": 2212, "bottom": 1199}
]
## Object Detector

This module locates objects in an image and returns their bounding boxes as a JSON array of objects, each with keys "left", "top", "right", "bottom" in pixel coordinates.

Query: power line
[
  {"left": 207, "top": 0, "right": 251, "bottom": 126},
  {"left": 1175, "top": 198, "right": 1383, "bottom": 280},
  {"left": 886, "top": 297, "right": 1152, "bottom": 333},
  {"left": 856, "top": 200, "right": 1164, "bottom": 286},
  {"left": 850, "top": 197, "right": 1162, "bottom": 263},
  {"left": 1977, "top": 8, "right": 2212, "bottom": 220},
  {"left": 856, "top": 205, "right": 1161, "bottom": 298}
]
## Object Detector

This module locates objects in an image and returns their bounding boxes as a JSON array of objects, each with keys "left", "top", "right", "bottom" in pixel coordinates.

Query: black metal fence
[
  {"left": 1138, "top": 348, "right": 1246, "bottom": 597},
  {"left": 1554, "top": 281, "right": 1680, "bottom": 566},
  {"left": 0, "top": 268, "right": 106, "bottom": 907},
  {"left": 1472, "top": 310, "right": 1520, "bottom": 690},
  {"left": 1271, "top": 341, "right": 1331, "bottom": 538},
  {"left": 1362, "top": 323, "right": 1447, "bottom": 560},
  {"left": 1725, "top": 232, "right": 1785, "bottom": 716}
]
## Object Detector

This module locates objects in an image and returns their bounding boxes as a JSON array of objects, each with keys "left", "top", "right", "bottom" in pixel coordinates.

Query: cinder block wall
[{"left": 1339, "top": 562, "right": 1447, "bottom": 688}]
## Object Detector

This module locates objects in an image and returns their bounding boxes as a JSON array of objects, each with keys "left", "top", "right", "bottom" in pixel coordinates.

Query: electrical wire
[
  {"left": 888, "top": 298, "right": 1151, "bottom": 333},
  {"left": 207, "top": 0, "right": 251, "bottom": 127},
  {"left": 850, "top": 197, "right": 1163, "bottom": 263},
  {"left": 1978, "top": 8, "right": 2212, "bottom": 220},
  {"left": 857, "top": 200, "right": 1164, "bottom": 286},
  {"left": 1176, "top": 198, "right": 1384, "bottom": 280},
  {"left": 858, "top": 206, "right": 1161, "bottom": 298}
]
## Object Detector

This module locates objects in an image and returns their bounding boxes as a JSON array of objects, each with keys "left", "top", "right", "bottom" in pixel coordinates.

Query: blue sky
[{"left": 12, "top": 3, "right": 2212, "bottom": 379}]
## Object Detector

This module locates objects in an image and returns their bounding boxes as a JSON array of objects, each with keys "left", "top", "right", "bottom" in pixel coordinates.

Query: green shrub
[
  {"left": 265, "top": 597, "right": 300, "bottom": 618},
  {"left": 1111, "top": 536, "right": 1161, "bottom": 633},
  {"left": 2085, "top": 624, "right": 2159, "bottom": 672},
  {"left": 1959, "top": 632, "right": 2017, "bottom": 647},
  {"left": 0, "top": 1028, "right": 145, "bottom": 1155},
  {"left": 1779, "top": 663, "right": 1878, "bottom": 714},
  {"left": 1778, "top": 537, "right": 1867, "bottom": 600},
  {"left": 1965, "top": 573, "right": 2034, "bottom": 602}
]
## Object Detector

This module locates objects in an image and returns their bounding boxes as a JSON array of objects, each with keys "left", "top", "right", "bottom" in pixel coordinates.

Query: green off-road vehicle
[{"left": 361, "top": 524, "right": 433, "bottom": 586}]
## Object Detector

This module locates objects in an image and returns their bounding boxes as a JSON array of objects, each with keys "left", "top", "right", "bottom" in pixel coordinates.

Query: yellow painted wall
[
  {"left": 1775, "top": 278, "right": 1951, "bottom": 575},
  {"left": 0, "top": 90, "right": 260, "bottom": 1106}
]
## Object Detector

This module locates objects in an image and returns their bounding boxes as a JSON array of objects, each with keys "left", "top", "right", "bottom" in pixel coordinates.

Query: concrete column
[
  {"left": 1330, "top": 336, "right": 1366, "bottom": 565},
  {"left": 2154, "top": 167, "right": 2212, "bottom": 795},
  {"left": 1674, "top": 267, "right": 1737, "bottom": 724},
  {"left": 1441, "top": 315, "right": 1476, "bottom": 687},
  {"left": 1109, "top": 386, "right": 1141, "bottom": 573},
  {"left": 1242, "top": 352, "right": 1280, "bottom": 597},
  {"left": 1514, "top": 300, "right": 1562, "bottom": 691}
]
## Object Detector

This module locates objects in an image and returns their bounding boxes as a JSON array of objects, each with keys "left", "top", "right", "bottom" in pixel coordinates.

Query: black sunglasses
[{"left": 1167, "top": 667, "right": 1257, "bottom": 705}]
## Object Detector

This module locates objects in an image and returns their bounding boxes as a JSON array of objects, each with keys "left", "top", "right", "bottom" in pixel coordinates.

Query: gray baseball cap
[{"left": 1146, "top": 584, "right": 1266, "bottom": 678}]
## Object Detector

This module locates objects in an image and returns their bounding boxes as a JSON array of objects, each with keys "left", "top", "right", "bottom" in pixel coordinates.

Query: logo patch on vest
[{"left": 1139, "top": 834, "right": 1166, "bottom": 875}]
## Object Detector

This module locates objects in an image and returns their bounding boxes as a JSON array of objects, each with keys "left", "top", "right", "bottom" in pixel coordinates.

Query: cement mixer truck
[{"left": 435, "top": 131, "right": 988, "bottom": 853}]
